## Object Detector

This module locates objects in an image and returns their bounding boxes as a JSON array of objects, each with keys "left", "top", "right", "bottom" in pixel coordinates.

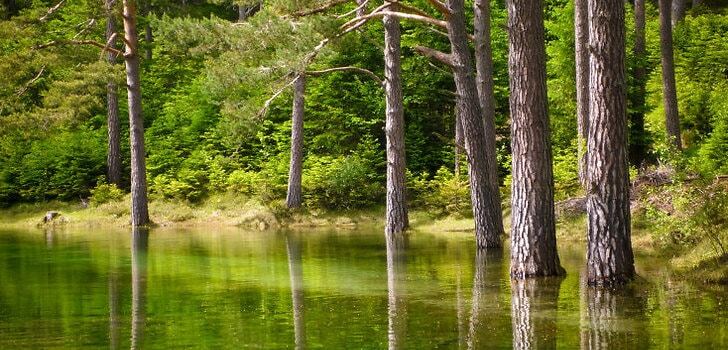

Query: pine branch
[
  {"left": 39, "top": 0, "right": 67, "bottom": 22},
  {"left": 289, "top": 0, "right": 352, "bottom": 18},
  {"left": 337, "top": 0, "right": 369, "bottom": 18},
  {"left": 15, "top": 65, "right": 47, "bottom": 97},
  {"left": 307, "top": 66, "right": 384, "bottom": 87},
  {"left": 413, "top": 45, "right": 454, "bottom": 67},
  {"left": 33, "top": 39, "right": 124, "bottom": 57},
  {"left": 342, "top": 10, "right": 448, "bottom": 33}
]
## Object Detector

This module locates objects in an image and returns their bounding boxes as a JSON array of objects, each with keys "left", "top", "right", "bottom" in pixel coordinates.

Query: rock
[
  {"left": 43, "top": 211, "right": 61, "bottom": 223},
  {"left": 555, "top": 197, "right": 587, "bottom": 218}
]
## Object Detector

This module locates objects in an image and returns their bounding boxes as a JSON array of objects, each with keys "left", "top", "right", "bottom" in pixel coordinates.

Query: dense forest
[{"left": 1, "top": 0, "right": 728, "bottom": 283}]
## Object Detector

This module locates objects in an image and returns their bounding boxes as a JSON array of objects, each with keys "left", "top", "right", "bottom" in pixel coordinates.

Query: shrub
[{"left": 90, "top": 182, "right": 125, "bottom": 206}]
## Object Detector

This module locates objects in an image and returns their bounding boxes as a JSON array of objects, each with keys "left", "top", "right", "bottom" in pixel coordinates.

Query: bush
[
  {"left": 89, "top": 182, "right": 125, "bottom": 206},
  {"left": 409, "top": 167, "right": 471, "bottom": 217},
  {"left": 302, "top": 154, "right": 383, "bottom": 210}
]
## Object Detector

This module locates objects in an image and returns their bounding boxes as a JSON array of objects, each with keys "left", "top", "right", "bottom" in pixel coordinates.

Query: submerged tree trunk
[
  {"left": 446, "top": 0, "right": 501, "bottom": 249},
  {"left": 286, "top": 235, "right": 306, "bottom": 350},
  {"left": 660, "top": 0, "right": 683, "bottom": 150},
  {"left": 575, "top": 0, "right": 589, "bottom": 187},
  {"left": 510, "top": 278, "right": 563, "bottom": 350},
  {"left": 507, "top": 0, "right": 563, "bottom": 277},
  {"left": 672, "top": 0, "right": 687, "bottom": 27},
  {"left": 123, "top": 0, "right": 150, "bottom": 227},
  {"left": 473, "top": 0, "right": 504, "bottom": 236},
  {"left": 130, "top": 227, "right": 148, "bottom": 350},
  {"left": 106, "top": 0, "right": 122, "bottom": 187},
  {"left": 586, "top": 0, "right": 635, "bottom": 286},
  {"left": 386, "top": 234, "right": 407, "bottom": 350},
  {"left": 383, "top": 12, "right": 409, "bottom": 236},
  {"left": 286, "top": 74, "right": 305, "bottom": 209},
  {"left": 630, "top": 0, "right": 648, "bottom": 167}
]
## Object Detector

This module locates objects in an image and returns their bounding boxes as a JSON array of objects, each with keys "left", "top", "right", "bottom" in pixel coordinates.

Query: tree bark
[
  {"left": 586, "top": 0, "right": 635, "bottom": 286},
  {"left": 660, "top": 0, "right": 683, "bottom": 150},
  {"left": 672, "top": 0, "right": 687, "bottom": 27},
  {"left": 143, "top": 0, "right": 152, "bottom": 60},
  {"left": 106, "top": 0, "right": 122, "bottom": 187},
  {"left": 474, "top": 0, "right": 504, "bottom": 236},
  {"left": 356, "top": 0, "right": 367, "bottom": 18},
  {"left": 286, "top": 74, "right": 305, "bottom": 209},
  {"left": 131, "top": 227, "right": 148, "bottom": 350},
  {"left": 446, "top": 0, "right": 501, "bottom": 249},
  {"left": 455, "top": 111, "right": 464, "bottom": 176},
  {"left": 507, "top": 0, "right": 563, "bottom": 277},
  {"left": 383, "top": 12, "right": 409, "bottom": 236},
  {"left": 123, "top": 0, "right": 150, "bottom": 227},
  {"left": 286, "top": 235, "right": 306, "bottom": 350},
  {"left": 575, "top": 0, "right": 589, "bottom": 188},
  {"left": 630, "top": 0, "right": 649, "bottom": 167},
  {"left": 386, "top": 233, "right": 407, "bottom": 350}
]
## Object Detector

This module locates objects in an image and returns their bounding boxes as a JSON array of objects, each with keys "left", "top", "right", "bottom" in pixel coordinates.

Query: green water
[{"left": 0, "top": 227, "right": 726, "bottom": 349}]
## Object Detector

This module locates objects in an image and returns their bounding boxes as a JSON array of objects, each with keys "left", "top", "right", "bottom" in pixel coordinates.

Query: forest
[{"left": 1, "top": 0, "right": 728, "bottom": 284}]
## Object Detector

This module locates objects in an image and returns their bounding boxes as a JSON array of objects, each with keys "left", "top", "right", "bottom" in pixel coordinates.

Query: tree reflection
[
  {"left": 510, "top": 277, "right": 563, "bottom": 350},
  {"left": 131, "top": 227, "right": 148, "bottom": 350},
  {"left": 386, "top": 234, "right": 407, "bottom": 350},
  {"left": 286, "top": 234, "right": 306, "bottom": 350},
  {"left": 467, "top": 248, "right": 505, "bottom": 349},
  {"left": 108, "top": 270, "right": 120, "bottom": 350}
]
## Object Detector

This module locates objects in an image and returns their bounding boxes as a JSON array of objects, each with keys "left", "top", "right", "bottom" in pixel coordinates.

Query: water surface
[{"left": 0, "top": 227, "right": 726, "bottom": 349}]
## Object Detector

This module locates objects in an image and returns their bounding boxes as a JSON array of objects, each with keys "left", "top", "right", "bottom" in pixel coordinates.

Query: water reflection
[
  {"left": 131, "top": 228, "right": 149, "bottom": 350},
  {"left": 468, "top": 249, "right": 506, "bottom": 349},
  {"left": 386, "top": 234, "right": 407, "bottom": 350},
  {"left": 510, "top": 277, "right": 563, "bottom": 350},
  {"left": 108, "top": 271, "right": 120, "bottom": 350},
  {"left": 286, "top": 233, "right": 306, "bottom": 350}
]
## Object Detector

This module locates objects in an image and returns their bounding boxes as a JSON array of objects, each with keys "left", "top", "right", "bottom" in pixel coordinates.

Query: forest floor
[{"left": 0, "top": 177, "right": 725, "bottom": 284}]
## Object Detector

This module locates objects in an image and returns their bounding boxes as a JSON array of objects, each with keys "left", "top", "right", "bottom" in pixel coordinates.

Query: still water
[{"left": 0, "top": 227, "right": 726, "bottom": 349}]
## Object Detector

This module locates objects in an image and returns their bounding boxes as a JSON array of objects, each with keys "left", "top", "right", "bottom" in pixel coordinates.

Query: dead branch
[
  {"left": 257, "top": 75, "right": 299, "bottom": 118},
  {"left": 342, "top": 10, "right": 448, "bottom": 32},
  {"left": 307, "top": 66, "right": 383, "bottom": 86},
  {"left": 289, "top": 0, "right": 352, "bottom": 18},
  {"left": 413, "top": 45, "right": 454, "bottom": 67},
  {"left": 15, "top": 65, "right": 47, "bottom": 97},
  {"left": 39, "top": 0, "right": 67, "bottom": 22},
  {"left": 424, "top": 0, "right": 450, "bottom": 17},
  {"left": 337, "top": 0, "right": 369, "bottom": 18},
  {"left": 34, "top": 39, "right": 124, "bottom": 57}
]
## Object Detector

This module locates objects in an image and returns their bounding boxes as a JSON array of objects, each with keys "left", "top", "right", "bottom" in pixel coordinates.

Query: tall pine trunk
[
  {"left": 446, "top": 0, "right": 501, "bottom": 249},
  {"left": 507, "top": 0, "right": 563, "bottom": 277},
  {"left": 474, "top": 0, "right": 504, "bottom": 235},
  {"left": 383, "top": 13, "right": 409, "bottom": 236},
  {"left": 660, "top": 0, "right": 683, "bottom": 150},
  {"left": 630, "top": 0, "right": 648, "bottom": 167},
  {"left": 672, "top": 0, "right": 687, "bottom": 27},
  {"left": 575, "top": 0, "right": 589, "bottom": 187},
  {"left": 586, "top": 0, "right": 635, "bottom": 286},
  {"left": 286, "top": 74, "right": 305, "bottom": 209},
  {"left": 123, "top": 0, "right": 150, "bottom": 227},
  {"left": 105, "top": 0, "right": 122, "bottom": 186}
]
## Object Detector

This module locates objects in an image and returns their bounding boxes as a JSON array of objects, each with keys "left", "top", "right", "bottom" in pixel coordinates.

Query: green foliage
[
  {"left": 90, "top": 182, "right": 125, "bottom": 206},
  {"left": 408, "top": 167, "right": 471, "bottom": 217}
]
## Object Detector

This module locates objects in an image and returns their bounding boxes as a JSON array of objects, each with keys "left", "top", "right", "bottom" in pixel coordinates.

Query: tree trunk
[
  {"left": 660, "top": 0, "right": 683, "bottom": 150},
  {"left": 446, "top": 0, "right": 501, "bottom": 249},
  {"left": 672, "top": 0, "right": 687, "bottom": 27},
  {"left": 123, "top": 0, "right": 150, "bottom": 227},
  {"left": 286, "top": 235, "right": 306, "bottom": 350},
  {"left": 286, "top": 74, "right": 305, "bottom": 209},
  {"left": 474, "top": 0, "right": 504, "bottom": 236},
  {"left": 386, "top": 234, "right": 407, "bottom": 350},
  {"left": 693, "top": 0, "right": 704, "bottom": 7},
  {"left": 383, "top": 13, "right": 409, "bottom": 236},
  {"left": 467, "top": 249, "right": 504, "bottom": 349},
  {"left": 630, "top": 0, "right": 649, "bottom": 167},
  {"left": 106, "top": 0, "right": 122, "bottom": 187},
  {"left": 143, "top": 0, "right": 152, "bottom": 60},
  {"left": 131, "top": 227, "right": 148, "bottom": 350},
  {"left": 356, "top": 0, "right": 367, "bottom": 18},
  {"left": 575, "top": 0, "right": 589, "bottom": 187},
  {"left": 586, "top": 0, "right": 635, "bottom": 286},
  {"left": 507, "top": 0, "right": 563, "bottom": 277},
  {"left": 455, "top": 111, "right": 464, "bottom": 176},
  {"left": 510, "top": 278, "right": 562, "bottom": 350}
]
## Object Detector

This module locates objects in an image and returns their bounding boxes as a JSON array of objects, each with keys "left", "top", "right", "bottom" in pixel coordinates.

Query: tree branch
[
  {"left": 33, "top": 39, "right": 124, "bottom": 57},
  {"left": 257, "top": 75, "right": 299, "bottom": 118},
  {"left": 337, "top": 0, "right": 369, "bottom": 18},
  {"left": 307, "top": 66, "right": 383, "bottom": 87},
  {"left": 413, "top": 45, "right": 454, "bottom": 67},
  {"left": 15, "top": 65, "right": 47, "bottom": 97},
  {"left": 342, "top": 10, "right": 449, "bottom": 32},
  {"left": 39, "top": 0, "right": 67, "bottom": 22},
  {"left": 289, "top": 0, "right": 352, "bottom": 18},
  {"left": 424, "top": 0, "right": 450, "bottom": 17}
]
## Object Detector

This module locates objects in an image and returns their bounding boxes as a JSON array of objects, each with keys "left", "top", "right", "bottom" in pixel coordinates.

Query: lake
[{"left": 0, "top": 227, "right": 726, "bottom": 349}]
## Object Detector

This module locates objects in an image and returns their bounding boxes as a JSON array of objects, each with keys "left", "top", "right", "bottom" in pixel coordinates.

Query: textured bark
[
  {"left": 446, "top": 0, "right": 501, "bottom": 249},
  {"left": 455, "top": 112, "right": 464, "bottom": 176},
  {"left": 286, "top": 75, "right": 305, "bottom": 209},
  {"left": 507, "top": 0, "right": 563, "bottom": 278},
  {"left": 123, "top": 0, "right": 150, "bottom": 227},
  {"left": 383, "top": 13, "right": 409, "bottom": 236},
  {"left": 143, "top": 0, "right": 152, "bottom": 60},
  {"left": 510, "top": 278, "right": 562, "bottom": 350},
  {"left": 106, "top": 0, "right": 122, "bottom": 187},
  {"left": 575, "top": 0, "right": 589, "bottom": 188},
  {"left": 630, "top": 0, "right": 648, "bottom": 167},
  {"left": 693, "top": 0, "right": 704, "bottom": 7},
  {"left": 586, "top": 0, "right": 635, "bottom": 286},
  {"left": 386, "top": 234, "right": 407, "bottom": 350},
  {"left": 672, "top": 0, "right": 687, "bottom": 27},
  {"left": 474, "top": 0, "right": 505, "bottom": 236},
  {"left": 356, "top": 0, "right": 367, "bottom": 18},
  {"left": 660, "top": 0, "right": 683, "bottom": 150},
  {"left": 467, "top": 249, "right": 504, "bottom": 349},
  {"left": 286, "top": 235, "right": 306, "bottom": 350},
  {"left": 131, "top": 227, "right": 148, "bottom": 350}
]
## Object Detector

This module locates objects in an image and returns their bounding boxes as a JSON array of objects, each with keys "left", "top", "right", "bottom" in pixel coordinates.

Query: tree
[
  {"left": 123, "top": 0, "right": 150, "bottom": 227},
  {"left": 660, "top": 0, "right": 683, "bottom": 150},
  {"left": 286, "top": 74, "right": 305, "bottom": 209},
  {"left": 575, "top": 0, "right": 589, "bottom": 186},
  {"left": 383, "top": 9, "right": 408, "bottom": 236},
  {"left": 672, "top": 0, "right": 687, "bottom": 27},
  {"left": 446, "top": 0, "right": 501, "bottom": 249},
  {"left": 507, "top": 0, "right": 563, "bottom": 278},
  {"left": 630, "top": 0, "right": 649, "bottom": 167},
  {"left": 586, "top": 0, "right": 635, "bottom": 286},
  {"left": 474, "top": 0, "right": 504, "bottom": 235},
  {"left": 105, "top": 0, "right": 122, "bottom": 186}
]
